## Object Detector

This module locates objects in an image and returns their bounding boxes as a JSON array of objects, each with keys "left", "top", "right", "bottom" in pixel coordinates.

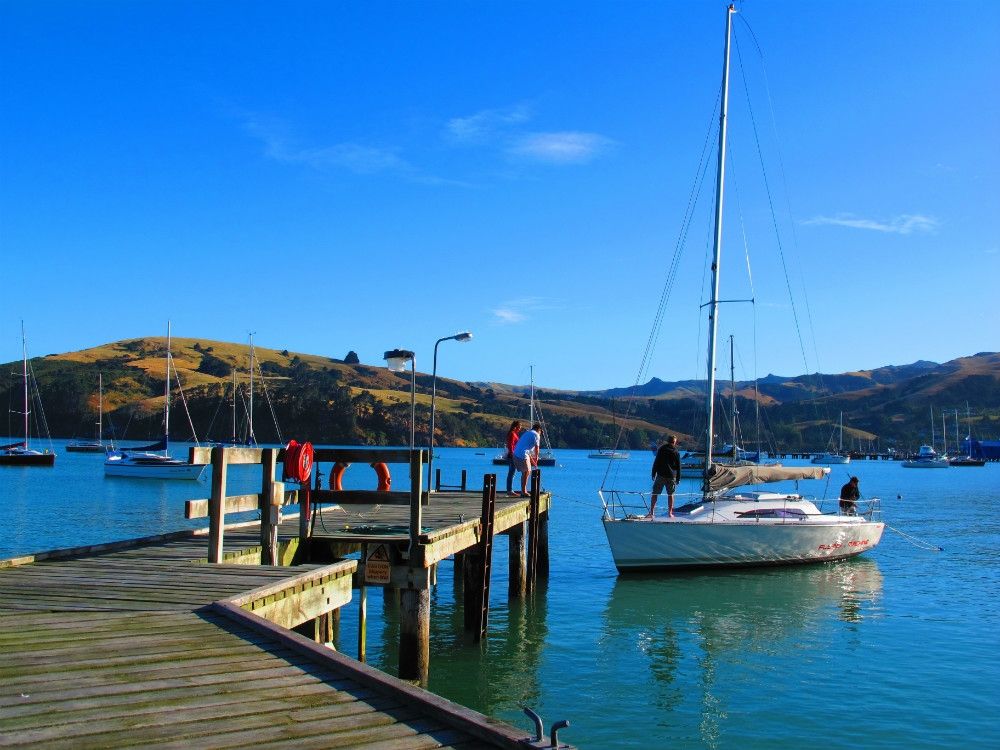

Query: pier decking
[{"left": 0, "top": 529, "right": 544, "bottom": 748}]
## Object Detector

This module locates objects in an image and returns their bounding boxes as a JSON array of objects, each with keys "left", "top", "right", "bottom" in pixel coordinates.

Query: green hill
[{"left": 3, "top": 338, "right": 998, "bottom": 453}]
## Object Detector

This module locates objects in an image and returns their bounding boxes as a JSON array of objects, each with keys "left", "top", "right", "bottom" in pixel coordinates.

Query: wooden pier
[
  {"left": 1, "top": 446, "right": 569, "bottom": 749},
  {"left": 183, "top": 447, "right": 552, "bottom": 686}
]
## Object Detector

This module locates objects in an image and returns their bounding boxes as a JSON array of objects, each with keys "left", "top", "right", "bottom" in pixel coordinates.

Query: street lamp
[
  {"left": 383, "top": 349, "right": 416, "bottom": 450},
  {"left": 428, "top": 332, "right": 473, "bottom": 491}
]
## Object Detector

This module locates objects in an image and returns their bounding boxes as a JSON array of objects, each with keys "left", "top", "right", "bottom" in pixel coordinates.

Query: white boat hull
[
  {"left": 901, "top": 459, "right": 949, "bottom": 468},
  {"left": 812, "top": 453, "right": 850, "bottom": 465},
  {"left": 104, "top": 454, "right": 207, "bottom": 480},
  {"left": 603, "top": 514, "right": 883, "bottom": 571}
]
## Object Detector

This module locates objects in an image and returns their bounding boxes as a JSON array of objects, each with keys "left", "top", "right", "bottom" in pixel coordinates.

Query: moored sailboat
[
  {"left": 0, "top": 324, "right": 56, "bottom": 467},
  {"left": 492, "top": 366, "right": 556, "bottom": 466},
  {"left": 812, "top": 411, "right": 850, "bottom": 465},
  {"left": 104, "top": 324, "right": 207, "bottom": 480},
  {"left": 66, "top": 373, "right": 106, "bottom": 452},
  {"left": 598, "top": 5, "right": 883, "bottom": 571}
]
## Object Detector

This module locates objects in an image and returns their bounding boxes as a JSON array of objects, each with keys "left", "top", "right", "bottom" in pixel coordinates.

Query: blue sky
[{"left": 2, "top": 1, "right": 997, "bottom": 392}]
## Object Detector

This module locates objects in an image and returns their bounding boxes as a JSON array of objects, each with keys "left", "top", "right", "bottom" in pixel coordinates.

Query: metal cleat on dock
[{"left": 520, "top": 706, "right": 573, "bottom": 748}]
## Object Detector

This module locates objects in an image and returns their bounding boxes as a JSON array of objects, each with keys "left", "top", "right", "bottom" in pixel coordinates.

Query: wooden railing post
[
  {"left": 208, "top": 446, "right": 227, "bottom": 563},
  {"left": 260, "top": 449, "right": 277, "bottom": 566},
  {"left": 408, "top": 449, "right": 423, "bottom": 557}
]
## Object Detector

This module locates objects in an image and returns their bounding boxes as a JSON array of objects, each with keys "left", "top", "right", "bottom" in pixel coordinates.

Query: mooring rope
[{"left": 885, "top": 524, "right": 943, "bottom": 552}]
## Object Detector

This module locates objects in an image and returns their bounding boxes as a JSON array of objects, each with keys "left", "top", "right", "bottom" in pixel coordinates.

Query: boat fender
[
  {"left": 372, "top": 462, "right": 391, "bottom": 492},
  {"left": 283, "top": 440, "right": 314, "bottom": 483},
  {"left": 330, "top": 461, "right": 350, "bottom": 491}
]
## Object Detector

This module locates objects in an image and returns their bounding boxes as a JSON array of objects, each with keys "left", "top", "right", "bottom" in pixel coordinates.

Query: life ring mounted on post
[{"left": 283, "top": 440, "right": 314, "bottom": 484}]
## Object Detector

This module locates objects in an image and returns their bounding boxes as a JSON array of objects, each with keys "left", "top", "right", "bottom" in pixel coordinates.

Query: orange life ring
[
  {"left": 283, "top": 440, "right": 314, "bottom": 483},
  {"left": 330, "top": 461, "right": 350, "bottom": 491},
  {"left": 372, "top": 462, "right": 391, "bottom": 492}
]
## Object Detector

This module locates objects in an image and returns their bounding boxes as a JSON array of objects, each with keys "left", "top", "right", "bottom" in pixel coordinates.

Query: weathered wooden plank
[
  {"left": 0, "top": 691, "right": 409, "bottom": 747},
  {"left": 309, "top": 448, "right": 427, "bottom": 464},
  {"left": 0, "top": 670, "right": 363, "bottom": 720},
  {"left": 311, "top": 489, "right": 430, "bottom": 506}
]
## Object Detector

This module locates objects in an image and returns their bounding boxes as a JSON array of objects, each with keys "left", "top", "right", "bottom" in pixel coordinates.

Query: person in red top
[{"left": 504, "top": 420, "right": 522, "bottom": 496}]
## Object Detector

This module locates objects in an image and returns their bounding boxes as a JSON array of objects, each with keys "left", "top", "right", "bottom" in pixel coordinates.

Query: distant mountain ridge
[{"left": 588, "top": 359, "right": 950, "bottom": 404}]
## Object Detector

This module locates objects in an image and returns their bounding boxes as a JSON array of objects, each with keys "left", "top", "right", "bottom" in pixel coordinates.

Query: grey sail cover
[{"left": 703, "top": 464, "right": 830, "bottom": 493}]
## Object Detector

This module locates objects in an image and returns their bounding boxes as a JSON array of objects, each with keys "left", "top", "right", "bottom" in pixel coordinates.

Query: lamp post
[
  {"left": 428, "top": 332, "right": 473, "bottom": 491},
  {"left": 383, "top": 349, "right": 416, "bottom": 450}
]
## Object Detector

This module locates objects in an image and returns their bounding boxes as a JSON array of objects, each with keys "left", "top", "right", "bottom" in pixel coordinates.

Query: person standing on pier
[
  {"left": 504, "top": 420, "right": 522, "bottom": 496},
  {"left": 840, "top": 476, "right": 861, "bottom": 514},
  {"left": 512, "top": 422, "right": 542, "bottom": 497},
  {"left": 649, "top": 435, "right": 681, "bottom": 518}
]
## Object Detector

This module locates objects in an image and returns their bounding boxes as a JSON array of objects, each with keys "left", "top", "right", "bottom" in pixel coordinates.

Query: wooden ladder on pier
[{"left": 473, "top": 474, "right": 497, "bottom": 641}]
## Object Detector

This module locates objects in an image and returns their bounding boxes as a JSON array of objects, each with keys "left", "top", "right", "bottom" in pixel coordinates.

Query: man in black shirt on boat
[
  {"left": 650, "top": 435, "right": 681, "bottom": 518},
  {"left": 840, "top": 476, "right": 861, "bottom": 514}
]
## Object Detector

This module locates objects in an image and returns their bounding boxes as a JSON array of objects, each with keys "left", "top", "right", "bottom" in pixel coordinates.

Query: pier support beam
[
  {"left": 399, "top": 568, "right": 431, "bottom": 685},
  {"left": 508, "top": 521, "right": 527, "bottom": 599}
]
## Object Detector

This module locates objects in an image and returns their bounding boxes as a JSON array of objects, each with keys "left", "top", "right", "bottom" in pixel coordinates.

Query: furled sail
[{"left": 704, "top": 464, "right": 830, "bottom": 493}]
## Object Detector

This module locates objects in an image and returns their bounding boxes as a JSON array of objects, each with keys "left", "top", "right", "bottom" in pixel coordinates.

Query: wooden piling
[
  {"left": 208, "top": 445, "right": 227, "bottom": 563},
  {"left": 399, "top": 569, "right": 431, "bottom": 685},
  {"left": 527, "top": 469, "right": 541, "bottom": 592},
  {"left": 358, "top": 584, "right": 368, "bottom": 662},
  {"left": 508, "top": 521, "right": 527, "bottom": 599},
  {"left": 537, "top": 512, "right": 550, "bottom": 577}
]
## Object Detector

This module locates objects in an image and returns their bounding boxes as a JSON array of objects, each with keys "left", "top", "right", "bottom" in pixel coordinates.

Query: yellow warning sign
[{"left": 365, "top": 544, "right": 391, "bottom": 584}]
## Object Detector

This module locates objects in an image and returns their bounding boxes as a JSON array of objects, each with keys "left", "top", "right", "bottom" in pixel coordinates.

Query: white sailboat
[
  {"left": 950, "top": 405, "right": 985, "bottom": 467},
  {"left": 901, "top": 407, "right": 949, "bottom": 468},
  {"left": 812, "top": 411, "right": 851, "bottom": 464},
  {"left": 492, "top": 365, "right": 557, "bottom": 466},
  {"left": 104, "top": 324, "right": 208, "bottom": 480},
  {"left": 66, "top": 373, "right": 105, "bottom": 452},
  {"left": 0, "top": 323, "right": 56, "bottom": 467},
  {"left": 599, "top": 5, "right": 883, "bottom": 571}
]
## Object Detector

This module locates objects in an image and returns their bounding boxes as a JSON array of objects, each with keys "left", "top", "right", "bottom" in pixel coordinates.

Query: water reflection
[{"left": 600, "top": 561, "right": 883, "bottom": 747}]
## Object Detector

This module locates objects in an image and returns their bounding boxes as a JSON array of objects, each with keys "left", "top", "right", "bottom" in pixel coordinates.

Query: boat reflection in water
[{"left": 599, "top": 561, "right": 883, "bottom": 740}]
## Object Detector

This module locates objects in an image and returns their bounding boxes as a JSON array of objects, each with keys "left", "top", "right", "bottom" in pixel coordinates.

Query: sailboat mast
[
  {"left": 231, "top": 368, "right": 238, "bottom": 444},
  {"left": 164, "top": 322, "right": 171, "bottom": 450},
  {"left": 98, "top": 372, "right": 103, "bottom": 444},
  {"left": 930, "top": 406, "right": 935, "bottom": 453},
  {"left": 21, "top": 322, "right": 29, "bottom": 448},
  {"left": 248, "top": 333, "right": 255, "bottom": 445},
  {"left": 954, "top": 409, "right": 959, "bottom": 455},
  {"left": 838, "top": 411, "right": 844, "bottom": 453},
  {"left": 529, "top": 365, "right": 535, "bottom": 424},
  {"left": 730, "top": 335, "right": 736, "bottom": 461},
  {"left": 703, "top": 3, "right": 736, "bottom": 484}
]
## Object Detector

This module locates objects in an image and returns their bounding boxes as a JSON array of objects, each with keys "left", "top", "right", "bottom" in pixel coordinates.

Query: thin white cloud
[
  {"left": 508, "top": 131, "right": 613, "bottom": 164},
  {"left": 492, "top": 296, "right": 560, "bottom": 325},
  {"left": 446, "top": 104, "right": 532, "bottom": 142},
  {"left": 802, "top": 213, "right": 939, "bottom": 235},
  {"left": 493, "top": 308, "right": 527, "bottom": 324},
  {"left": 242, "top": 114, "right": 410, "bottom": 175}
]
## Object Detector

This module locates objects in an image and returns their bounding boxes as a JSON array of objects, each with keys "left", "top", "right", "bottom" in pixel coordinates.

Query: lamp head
[
  {"left": 454, "top": 331, "right": 473, "bottom": 343},
  {"left": 384, "top": 349, "right": 415, "bottom": 372}
]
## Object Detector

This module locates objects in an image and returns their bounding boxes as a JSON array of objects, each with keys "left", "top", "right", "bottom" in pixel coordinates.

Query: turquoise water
[{"left": 3, "top": 444, "right": 999, "bottom": 748}]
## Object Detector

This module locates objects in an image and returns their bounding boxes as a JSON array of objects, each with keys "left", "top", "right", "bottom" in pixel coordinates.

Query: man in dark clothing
[
  {"left": 839, "top": 476, "right": 861, "bottom": 514},
  {"left": 650, "top": 435, "right": 682, "bottom": 518}
]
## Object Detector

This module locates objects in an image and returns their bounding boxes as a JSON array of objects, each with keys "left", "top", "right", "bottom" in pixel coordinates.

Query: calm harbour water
[{"left": 2, "top": 443, "right": 998, "bottom": 749}]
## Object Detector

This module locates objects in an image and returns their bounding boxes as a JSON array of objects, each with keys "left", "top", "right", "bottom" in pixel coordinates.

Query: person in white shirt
[{"left": 511, "top": 422, "right": 542, "bottom": 497}]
